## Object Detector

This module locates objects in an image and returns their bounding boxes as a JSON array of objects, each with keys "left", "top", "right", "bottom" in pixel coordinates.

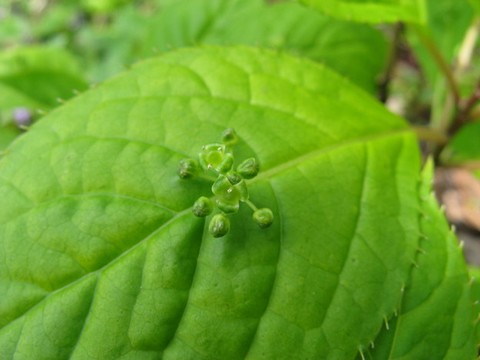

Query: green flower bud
[
  {"left": 222, "top": 128, "right": 238, "bottom": 145},
  {"left": 192, "top": 196, "right": 213, "bottom": 217},
  {"left": 178, "top": 158, "right": 198, "bottom": 179},
  {"left": 209, "top": 214, "right": 230, "bottom": 238},
  {"left": 253, "top": 208, "right": 274, "bottom": 229},
  {"left": 199, "top": 143, "right": 234, "bottom": 174},
  {"left": 212, "top": 175, "right": 231, "bottom": 195},
  {"left": 216, "top": 153, "right": 234, "bottom": 173},
  {"left": 226, "top": 172, "right": 242, "bottom": 185},
  {"left": 212, "top": 175, "right": 249, "bottom": 206},
  {"left": 237, "top": 157, "right": 259, "bottom": 179}
]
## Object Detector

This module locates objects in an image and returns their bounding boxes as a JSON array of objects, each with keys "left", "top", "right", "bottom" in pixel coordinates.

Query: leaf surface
[
  {"left": 0, "top": 125, "right": 20, "bottom": 151},
  {"left": 298, "top": 0, "right": 426, "bottom": 23},
  {"left": 469, "top": 266, "right": 480, "bottom": 344},
  {"left": 444, "top": 122, "right": 480, "bottom": 162},
  {"left": 441, "top": 121, "right": 480, "bottom": 178},
  {"left": 360, "top": 161, "right": 477, "bottom": 359},
  {"left": 0, "top": 46, "right": 475, "bottom": 359}
]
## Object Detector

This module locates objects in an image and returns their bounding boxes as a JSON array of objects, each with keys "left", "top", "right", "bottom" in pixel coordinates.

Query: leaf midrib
[{"left": 252, "top": 128, "right": 411, "bottom": 183}]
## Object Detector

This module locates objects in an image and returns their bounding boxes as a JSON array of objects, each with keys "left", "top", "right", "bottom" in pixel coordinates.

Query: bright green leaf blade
[
  {"left": 0, "top": 46, "right": 474, "bottom": 358},
  {"left": 0, "top": 125, "right": 21, "bottom": 151},
  {"left": 362, "top": 161, "right": 477, "bottom": 360},
  {"left": 81, "top": 0, "right": 129, "bottom": 13},
  {"left": 469, "top": 0, "right": 480, "bottom": 14},
  {"left": 298, "top": 0, "right": 426, "bottom": 24},
  {"left": 143, "top": 0, "right": 388, "bottom": 93},
  {"left": 442, "top": 121, "right": 480, "bottom": 164},
  {"left": 0, "top": 46, "right": 88, "bottom": 114},
  {"left": 0, "top": 10, "right": 29, "bottom": 48},
  {"left": 468, "top": 266, "right": 480, "bottom": 344}
]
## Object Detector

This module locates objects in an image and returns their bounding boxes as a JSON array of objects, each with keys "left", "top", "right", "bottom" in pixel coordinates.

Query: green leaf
[
  {"left": 468, "top": 266, "right": 480, "bottom": 343},
  {"left": 81, "top": 0, "right": 130, "bottom": 13},
  {"left": 142, "top": 0, "right": 388, "bottom": 93},
  {"left": 75, "top": 5, "right": 150, "bottom": 82},
  {"left": 0, "top": 46, "right": 88, "bottom": 114},
  {"left": 0, "top": 46, "right": 475, "bottom": 358},
  {"left": 0, "top": 125, "right": 21, "bottom": 151},
  {"left": 298, "top": 0, "right": 426, "bottom": 24},
  {"left": 469, "top": 0, "right": 480, "bottom": 14},
  {"left": 441, "top": 121, "right": 480, "bottom": 168},
  {"left": 0, "top": 10, "right": 30, "bottom": 48},
  {"left": 360, "top": 161, "right": 477, "bottom": 359}
]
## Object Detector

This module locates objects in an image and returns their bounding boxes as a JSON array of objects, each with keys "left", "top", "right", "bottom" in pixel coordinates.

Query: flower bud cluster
[{"left": 178, "top": 128, "right": 273, "bottom": 237}]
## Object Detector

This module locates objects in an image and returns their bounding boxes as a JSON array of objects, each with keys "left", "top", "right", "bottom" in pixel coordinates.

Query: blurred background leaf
[
  {"left": 405, "top": 0, "right": 476, "bottom": 128},
  {"left": 298, "top": 0, "right": 426, "bottom": 24},
  {"left": 407, "top": 0, "right": 475, "bottom": 85},
  {"left": 441, "top": 121, "right": 480, "bottom": 176},
  {"left": 141, "top": 0, "right": 389, "bottom": 93},
  {"left": 0, "top": 125, "right": 19, "bottom": 150},
  {"left": 80, "top": 0, "right": 130, "bottom": 13},
  {"left": 470, "top": 0, "right": 480, "bottom": 14},
  {"left": 0, "top": 46, "right": 87, "bottom": 113}
]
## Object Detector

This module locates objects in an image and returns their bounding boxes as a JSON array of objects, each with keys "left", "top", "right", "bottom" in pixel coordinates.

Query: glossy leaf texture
[
  {"left": 142, "top": 0, "right": 388, "bottom": 93},
  {"left": 297, "top": 0, "right": 426, "bottom": 24},
  {"left": 359, "top": 161, "right": 477, "bottom": 360},
  {"left": 0, "top": 46, "right": 475, "bottom": 359},
  {"left": 0, "top": 46, "right": 88, "bottom": 114}
]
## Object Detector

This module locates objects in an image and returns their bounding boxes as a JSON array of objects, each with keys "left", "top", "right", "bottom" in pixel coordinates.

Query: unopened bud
[
  {"left": 209, "top": 214, "right": 230, "bottom": 238},
  {"left": 192, "top": 196, "right": 213, "bottom": 217},
  {"left": 237, "top": 158, "right": 259, "bottom": 179},
  {"left": 253, "top": 208, "right": 273, "bottom": 228}
]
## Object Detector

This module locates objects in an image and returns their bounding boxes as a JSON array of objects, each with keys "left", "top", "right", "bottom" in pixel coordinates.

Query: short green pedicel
[{"left": 178, "top": 128, "right": 274, "bottom": 237}]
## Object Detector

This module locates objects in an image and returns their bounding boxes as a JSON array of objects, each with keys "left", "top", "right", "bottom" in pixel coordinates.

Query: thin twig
[
  {"left": 441, "top": 160, "right": 480, "bottom": 171},
  {"left": 448, "top": 82, "right": 480, "bottom": 135},
  {"left": 412, "top": 126, "right": 449, "bottom": 145}
]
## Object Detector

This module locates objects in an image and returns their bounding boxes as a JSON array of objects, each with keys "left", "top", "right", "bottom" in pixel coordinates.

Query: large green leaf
[
  {"left": 0, "top": 46, "right": 475, "bottom": 358},
  {"left": 360, "top": 161, "right": 477, "bottom": 359},
  {"left": 142, "top": 0, "right": 388, "bottom": 93},
  {"left": 0, "top": 46, "right": 88, "bottom": 114},
  {"left": 298, "top": 0, "right": 426, "bottom": 24}
]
